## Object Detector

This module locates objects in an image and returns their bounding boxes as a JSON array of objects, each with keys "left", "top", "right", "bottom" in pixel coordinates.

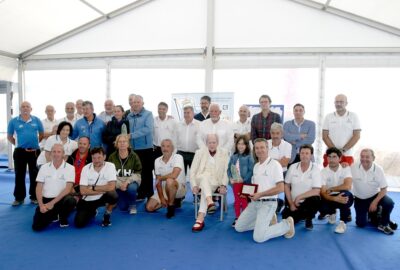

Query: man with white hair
[
  {"left": 32, "top": 144, "right": 76, "bottom": 231},
  {"left": 40, "top": 105, "right": 58, "bottom": 149},
  {"left": 322, "top": 94, "right": 361, "bottom": 167},
  {"left": 191, "top": 134, "right": 229, "bottom": 232},
  {"left": 146, "top": 139, "right": 186, "bottom": 218},
  {"left": 98, "top": 99, "right": 115, "bottom": 124},
  {"left": 126, "top": 94, "right": 155, "bottom": 200},
  {"left": 197, "top": 103, "right": 234, "bottom": 152},
  {"left": 58, "top": 102, "right": 78, "bottom": 126},
  {"left": 351, "top": 149, "right": 397, "bottom": 235},
  {"left": 75, "top": 99, "right": 84, "bottom": 120},
  {"left": 267, "top": 123, "right": 292, "bottom": 174}
]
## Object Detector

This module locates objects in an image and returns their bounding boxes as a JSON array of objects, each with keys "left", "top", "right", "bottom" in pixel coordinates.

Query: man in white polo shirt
[
  {"left": 146, "top": 139, "right": 186, "bottom": 218},
  {"left": 351, "top": 149, "right": 397, "bottom": 235},
  {"left": 267, "top": 123, "right": 292, "bottom": 174},
  {"left": 283, "top": 144, "right": 321, "bottom": 230},
  {"left": 322, "top": 94, "right": 361, "bottom": 167},
  {"left": 74, "top": 147, "right": 118, "bottom": 228},
  {"left": 32, "top": 144, "right": 76, "bottom": 231},
  {"left": 235, "top": 138, "right": 294, "bottom": 243},
  {"left": 319, "top": 147, "right": 354, "bottom": 234}
]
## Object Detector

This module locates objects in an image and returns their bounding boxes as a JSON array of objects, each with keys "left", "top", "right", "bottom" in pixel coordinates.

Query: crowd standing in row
[{"left": 6, "top": 93, "right": 397, "bottom": 241}]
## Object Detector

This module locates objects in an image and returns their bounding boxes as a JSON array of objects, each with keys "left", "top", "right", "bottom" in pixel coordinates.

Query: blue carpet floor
[{"left": 0, "top": 169, "right": 399, "bottom": 270}]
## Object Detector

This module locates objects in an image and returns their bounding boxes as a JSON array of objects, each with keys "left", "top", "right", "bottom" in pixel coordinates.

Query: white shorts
[{"left": 151, "top": 181, "right": 186, "bottom": 203}]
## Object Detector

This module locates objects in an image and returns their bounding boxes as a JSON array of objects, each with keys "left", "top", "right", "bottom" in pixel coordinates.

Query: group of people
[{"left": 6, "top": 93, "right": 397, "bottom": 242}]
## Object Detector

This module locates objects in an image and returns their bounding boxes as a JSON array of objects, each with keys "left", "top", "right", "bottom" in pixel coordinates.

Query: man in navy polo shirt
[
  {"left": 7, "top": 101, "right": 44, "bottom": 206},
  {"left": 72, "top": 101, "right": 105, "bottom": 149}
]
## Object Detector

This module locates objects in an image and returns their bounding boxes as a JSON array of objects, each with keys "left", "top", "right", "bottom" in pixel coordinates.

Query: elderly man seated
[{"left": 190, "top": 134, "right": 229, "bottom": 232}]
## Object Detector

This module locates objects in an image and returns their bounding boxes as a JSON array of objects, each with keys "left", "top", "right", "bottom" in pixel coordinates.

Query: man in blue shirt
[
  {"left": 7, "top": 101, "right": 44, "bottom": 206},
  {"left": 72, "top": 101, "right": 105, "bottom": 149},
  {"left": 126, "top": 95, "right": 154, "bottom": 199},
  {"left": 283, "top": 103, "right": 316, "bottom": 165}
]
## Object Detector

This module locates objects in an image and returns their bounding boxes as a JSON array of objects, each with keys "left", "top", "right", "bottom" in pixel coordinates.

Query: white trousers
[
  {"left": 235, "top": 200, "right": 290, "bottom": 243},
  {"left": 198, "top": 178, "right": 219, "bottom": 216}
]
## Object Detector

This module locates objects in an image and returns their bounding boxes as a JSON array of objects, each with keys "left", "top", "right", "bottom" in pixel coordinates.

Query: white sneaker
[
  {"left": 129, "top": 205, "right": 137, "bottom": 215},
  {"left": 328, "top": 214, "right": 337, "bottom": 224},
  {"left": 335, "top": 221, "right": 346, "bottom": 234},
  {"left": 284, "top": 217, "right": 295, "bottom": 239}
]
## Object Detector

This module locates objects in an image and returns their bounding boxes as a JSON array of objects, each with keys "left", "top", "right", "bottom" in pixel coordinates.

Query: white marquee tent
[{"left": 1, "top": 0, "right": 400, "bottom": 185}]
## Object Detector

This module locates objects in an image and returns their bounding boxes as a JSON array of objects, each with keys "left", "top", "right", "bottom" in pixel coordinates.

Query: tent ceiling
[
  {"left": 0, "top": 0, "right": 141, "bottom": 56},
  {"left": 0, "top": 0, "right": 400, "bottom": 58},
  {"left": 312, "top": 0, "right": 400, "bottom": 30}
]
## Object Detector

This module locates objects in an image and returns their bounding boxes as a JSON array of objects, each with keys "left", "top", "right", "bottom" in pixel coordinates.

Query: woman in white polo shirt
[{"left": 37, "top": 121, "right": 78, "bottom": 166}]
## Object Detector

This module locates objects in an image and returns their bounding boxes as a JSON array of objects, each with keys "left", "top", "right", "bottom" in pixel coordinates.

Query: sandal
[
  {"left": 207, "top": 203, "right": 216, "bottom": 214},
  {"left": 192, "top": 220, "right": 205, "bottom": 232}
]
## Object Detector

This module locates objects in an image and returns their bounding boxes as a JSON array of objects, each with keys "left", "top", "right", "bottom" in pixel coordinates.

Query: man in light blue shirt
[
  {"left": 72, "top": 101, "right": 105, "bottom": 149},
  {"left": 7, "top": 101, "right": 44, "bottom": 206},
  {"left": 283, "top": 103, "right": 316, "bottom": 165},
  {"left": 126, "top": 94, "right": 154, "bottom": 199}
]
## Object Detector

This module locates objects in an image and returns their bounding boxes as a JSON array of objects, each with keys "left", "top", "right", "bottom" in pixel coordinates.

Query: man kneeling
[
  {"left": 146, "top": 139, "right": 186, "bottom": 218},
  {"left": 32, "top": 144, "right": 76, "bottom": 231},
  {"left": 74, "top": 147, "right": 118, "bottom": 228},
  {"left": 235, "top": 138, "right": 295, "bottom": 243}
]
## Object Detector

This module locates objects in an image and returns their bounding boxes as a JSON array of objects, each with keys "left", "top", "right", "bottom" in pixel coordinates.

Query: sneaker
[
  {"left": 335, "top": 221, "right": 346, "bottom": 234},
  {"left": 52, "top": 215, "right": 59, "bottom": 223},
  {"left": 129, "top": 205, "right": 137, "bottom": 215},
  {"left": 270, "top": 213, "right": 277, "bottom": 226},
  {"left": 101, "top": 213, "right": 112, "bottom": 227},
  {"left": 59, "top": 219, "right": 69, "bottom": 228},
  {"left": 12, "top": 200, "right": 24, "bottom": 206},
  {"left": 389, "top": 221, "right": 398, "bottom": 231},
  {"left": 232, "top": 218, "right": 238, "bottom": 228},
  {"left": 305, "top": 219, "right": 313, "bottom": 230},
  {"left": 284, "top": 217, "right": 295, "bottom": 239},
  {"left": 328, "top": 214, "right": 337, "bottom": 224},
  {"left": 166, "top": 205, "right": 175, "bottom": 219},
  {"left": 31, "top": 199, "right": 38, "bottom": 205},
  {"left": 377, "top": 225, "right": 394, "bottom": 235}
]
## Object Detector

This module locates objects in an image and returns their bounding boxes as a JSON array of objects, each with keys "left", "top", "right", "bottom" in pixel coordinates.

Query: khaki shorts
[{"left": 151, "top": 181, "right": 186, "bottom": 203}]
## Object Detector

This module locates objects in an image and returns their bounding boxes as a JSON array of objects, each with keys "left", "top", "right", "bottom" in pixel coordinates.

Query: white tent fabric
[
  {"left": 34, "top": 0, "right": 206, "bottom": 56},
  {"left": 0, "top": 56, "right": 17, "bottom": 81},
  {"left": 215, "top": 0, "right": 400, "bottom": 48}
]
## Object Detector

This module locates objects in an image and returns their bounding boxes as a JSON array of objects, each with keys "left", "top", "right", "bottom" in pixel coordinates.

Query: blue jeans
[
  {"left": 320, "top": 190, "right": 354, "bottom": 222},
  {"left": 117, "top": 182, "right": 139, "bottom": 211},
  {"left": 354, "top": 194, "right": 394, "bottom": 227}
]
